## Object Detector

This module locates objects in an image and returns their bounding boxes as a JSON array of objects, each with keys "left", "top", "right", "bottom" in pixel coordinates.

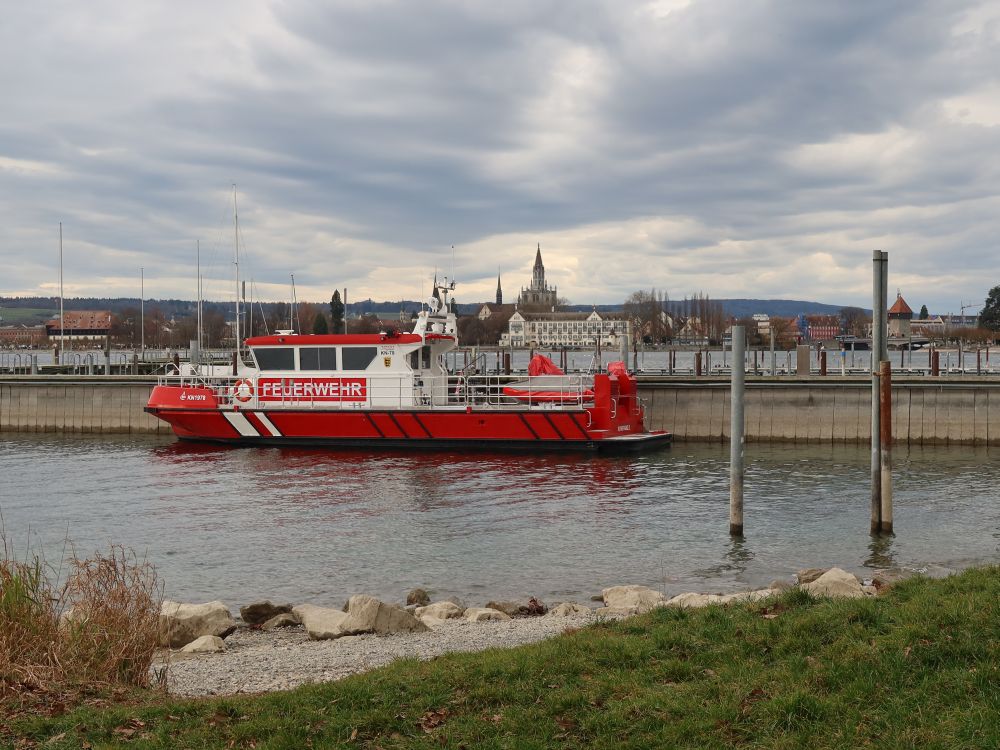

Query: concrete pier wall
[
  {"left": 0, "top": 377, "right": 170, "bottom": 435},
  {"left": 2, "top": 376, "right": 999, "bottom": 444},
  {"left": 639, "top": 377, "right": 1000, "bottom": 445}
]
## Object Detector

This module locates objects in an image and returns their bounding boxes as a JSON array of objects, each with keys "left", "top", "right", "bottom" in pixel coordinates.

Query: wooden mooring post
[
  {"left": 879, "top": 360, "right": 894, "bottom": 534},
  {"left": 729, "top": 325, "right": 745, "bottom": 537},
  {"left": 871, "top": 250, "right": 889, "bottom": 534}
]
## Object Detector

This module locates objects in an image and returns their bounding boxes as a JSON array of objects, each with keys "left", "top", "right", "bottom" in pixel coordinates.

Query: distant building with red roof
[
  {"left": 888, "top": 293, "right": 913, "bottom": 337},
  {"left": 45, "top": 311, "right": 112, "bottom": 342}
]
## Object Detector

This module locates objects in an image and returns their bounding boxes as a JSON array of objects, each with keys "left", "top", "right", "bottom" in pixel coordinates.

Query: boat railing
[{"left": 155, "top": 372, "right": 596, "bottom": 410}]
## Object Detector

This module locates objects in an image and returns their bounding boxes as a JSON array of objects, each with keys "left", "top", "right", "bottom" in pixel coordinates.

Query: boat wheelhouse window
[
  {"left": 421, "top": 345, "right": 432, "bottom": 370},
  {"left": 299, "top": 347, "right": 338, "bottom": 371},
  {"left": 341, "top": 346, "right": 377, "bottom": 370},
  {"left": 253, "top": 347, "right": 295, "bottom": 371}
]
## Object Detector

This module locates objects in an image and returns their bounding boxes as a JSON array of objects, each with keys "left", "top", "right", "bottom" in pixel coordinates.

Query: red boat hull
[{"left": 145, "top": 367, "right": 672, "bottom": 453}]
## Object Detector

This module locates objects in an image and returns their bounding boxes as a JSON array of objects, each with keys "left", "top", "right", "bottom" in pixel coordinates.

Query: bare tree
[
  {"left": 624, "top": 288, "right": 672, "bottom": 345},
  {"left": 839, "top": 307, "right": 868, "bottom": 337}
]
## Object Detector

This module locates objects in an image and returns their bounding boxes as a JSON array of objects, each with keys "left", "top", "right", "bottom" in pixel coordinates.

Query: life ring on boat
[{"left": 231, "top": 378, "right": 254, "bottom": 403}]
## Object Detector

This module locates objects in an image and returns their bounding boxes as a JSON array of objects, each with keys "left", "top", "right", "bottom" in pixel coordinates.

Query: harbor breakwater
[{"left": 2, "top": 375, "right": 1000, "bottom": 443}]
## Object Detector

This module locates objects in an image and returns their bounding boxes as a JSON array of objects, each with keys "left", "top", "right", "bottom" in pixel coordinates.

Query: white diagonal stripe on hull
[
  {"left": 223, "top": 411, "right": 259, "bottom": 437},
  {"left": 255, "top": 412, "right": 281, "bottom": 437}
]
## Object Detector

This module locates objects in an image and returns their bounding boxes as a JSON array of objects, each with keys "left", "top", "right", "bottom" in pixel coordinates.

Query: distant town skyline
[{"left": 2, "top": 2, "right": 1000, "bottom": 313}]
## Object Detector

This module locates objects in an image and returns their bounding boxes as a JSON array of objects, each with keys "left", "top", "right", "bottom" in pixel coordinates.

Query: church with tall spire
[
  {"left": 518, "top": 243, "right": 558, "bottom": 310},
  {"left": 496, "top": 268, "right": 503, "bottom": 305}
]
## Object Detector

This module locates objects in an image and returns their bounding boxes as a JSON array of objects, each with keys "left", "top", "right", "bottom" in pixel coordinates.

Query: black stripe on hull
[
  {"left": 363, "top": 412, "right": 385, "bottom": 438},
  {"left": 517, "top": 413, "right": 541, "bottom": 440},
  {"left": 176, "top": 433, "right": 672, "bottom": 454}
]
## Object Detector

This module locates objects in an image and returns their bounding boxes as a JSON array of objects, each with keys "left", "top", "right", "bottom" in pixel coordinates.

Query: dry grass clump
[{"left": 0, "top": 537, "right": 162, "bottom": 711}]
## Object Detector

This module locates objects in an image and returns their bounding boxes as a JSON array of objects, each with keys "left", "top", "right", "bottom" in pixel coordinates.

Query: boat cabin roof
[{"left": 246, "top": 333, "right": 425, "bottom": 347}]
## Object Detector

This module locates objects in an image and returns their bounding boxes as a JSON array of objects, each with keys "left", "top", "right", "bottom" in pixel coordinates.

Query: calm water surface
[{"left": 2, "top": 434, "right": 998, "bottom": 607}]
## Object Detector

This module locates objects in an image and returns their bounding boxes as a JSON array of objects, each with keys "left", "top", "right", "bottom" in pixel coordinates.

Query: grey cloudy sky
[{"left": 2, "top": 0, "right": 999, "bottom": 313}]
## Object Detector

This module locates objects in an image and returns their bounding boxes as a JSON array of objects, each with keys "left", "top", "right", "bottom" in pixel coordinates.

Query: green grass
[
  {"left": 6, "top": 568, "right": 1000, "bottom": 749},
  {"left": 0, "top": 308, "right": 55, "bottom": 325}
]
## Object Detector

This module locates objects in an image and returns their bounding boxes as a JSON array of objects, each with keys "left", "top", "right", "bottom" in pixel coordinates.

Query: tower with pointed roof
[
  {"left": 888, "top": 291, "right": 913, "bottom": 338},
  {"left": 518, "top": 243, "right": 558, "bottom": 310},
  {"left": 496, "top": 269, "right": 503, "bottom": 305}
]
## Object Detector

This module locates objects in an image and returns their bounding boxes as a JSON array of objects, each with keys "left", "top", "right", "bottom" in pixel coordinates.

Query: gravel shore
[{"left": 161, "top": 613, "right": 597, "bottom": 697}]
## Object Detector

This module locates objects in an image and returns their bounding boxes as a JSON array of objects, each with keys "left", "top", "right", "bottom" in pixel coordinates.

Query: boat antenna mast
[
  {"left": 233, "top": 184, "right": 240, "bottom": 363},
  {"left": 58, "top": 222, "right": 64, "bottom": 359},
  {"left": 290, "top": 273, "right": 300, "bottom": 333},
  {"left": 196, "top": 239, "right": 203, "bottom": 360}
]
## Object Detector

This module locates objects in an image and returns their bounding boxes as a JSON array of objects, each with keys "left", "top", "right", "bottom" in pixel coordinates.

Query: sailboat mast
[
  {"left": 233, "top": 185, "right": 240, "bottom": 360},
  {"left": 140, "top": 267, "right": 144, "bottom": 359},
  {"left": 196, "top": 239, "right": 201, "bottom": 356},
  {"left": 58, "top": 222, "right": 64, "bottom": 356}
]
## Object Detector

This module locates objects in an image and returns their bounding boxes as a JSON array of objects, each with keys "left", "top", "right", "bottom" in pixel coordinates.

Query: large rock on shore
[
  {"left": 796, "top": 568, "right": 829, "bottom": 585},
  {"left": 485, "top": 598, "right": 548, "bottom": 617},
  {"left": 464, "top": 607, "right": 511, "bottom": 622},
  {"left": 601, "top": 585, "right": 665, "bottom": 614},
  {"left": 293, "top": 597, "right": 429, "bottom": 640},
  {"left": 293, "top": 604, "right": 350, "bottom": 640},
  {"left": 180, "top": 635, "right": 226, "bottom": 654},
  {"left": 666, "top": 592, "right": 726, "bottom": 608},
  {"left": 262, "top": 612, "right": 301, "bottom": 631},
  {"left": 160, "top": 601, "right": 237, "bottom": 648},
  {"left": 343, "top": 595, "right": 429, "bottom": 635},
  {"left": 801, "top": 568, "right": 864, "bottom": 598},
  {"left": 660, "top": 589, "right": 781, "bottom": 609},
  {"left": 415, "top": 601, "right": 464, "bottom": 621},
  {"left": 240, "top": 601, "right": 293, "bottom": 626}
]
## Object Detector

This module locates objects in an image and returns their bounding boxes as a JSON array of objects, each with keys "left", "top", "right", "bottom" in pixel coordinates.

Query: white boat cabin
[{"left": 239, "top": 306, "right": 459, "bottom": 409}]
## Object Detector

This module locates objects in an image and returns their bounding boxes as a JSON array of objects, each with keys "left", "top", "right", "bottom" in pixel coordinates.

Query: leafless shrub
[{"left": 0, "top": 535, "right": 163, "bottom": 709}]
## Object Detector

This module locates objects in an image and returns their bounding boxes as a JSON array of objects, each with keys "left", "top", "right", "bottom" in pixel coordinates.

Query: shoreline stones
[
  {"left": 599, "top": 585, "right": 665, "bottom": 615},
  {"left": 180, "top": 635, "right": 226, "bottom": 654},
  {"left": 415, "top": 601, "right": 465, "bottom": 623},
  {"left": 167, "top": 564, "right": 888, "bottom": 655},
  {"left": 801, "top": 568, "right": 864, "bottom": 598},
  {"left": 262, "top": 612, "right": 301, "bottom": 631},
  {"left": 160, "top": 563, "right": 921, "bottom": 701},
  {"left": 159, "top": 601, "right": 237, "bottom": 648},
  {"left": 344, "top": 595, "right": 429, "bottom": 636},
  {"left": 464, "top": 607, "right": 511, "bottom": 622},
  {"left": 484, "top": 598, "right": 548, "bottom": 617},
  {"left": 796, "top": 568, "right": 829, "bottom": 585},
  {"left": 240, "top": 601, "right": 293, "bottom": 626},
  {"left": 665, "top": 589, "right": 780, "bottom": 608},
  {"left": 293, "top": 596, "right": 429, "bottom": 640},
  {"left": 292, "top": 604, "right": 349, "bottom": 640}
]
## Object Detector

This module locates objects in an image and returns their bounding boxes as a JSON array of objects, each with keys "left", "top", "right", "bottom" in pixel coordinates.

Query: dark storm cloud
[{"left": 1, "top": 0, "right": 999, "bottom": 311}]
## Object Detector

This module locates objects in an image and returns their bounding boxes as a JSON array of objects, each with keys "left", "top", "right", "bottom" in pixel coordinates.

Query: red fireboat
[{"left": 146, "top": 284, "right": 671, "bottom": 452}]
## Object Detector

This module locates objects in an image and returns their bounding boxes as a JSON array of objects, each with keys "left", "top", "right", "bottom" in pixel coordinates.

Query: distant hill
[
  {"left": 1, "top": 296, "right": 866, "bottom": 323},
  {"left": 556, "top": 299, "right": 862, "bottom": 318},
  {"left": 714, "top": 299, "right": 867, "bottom": 318}
]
